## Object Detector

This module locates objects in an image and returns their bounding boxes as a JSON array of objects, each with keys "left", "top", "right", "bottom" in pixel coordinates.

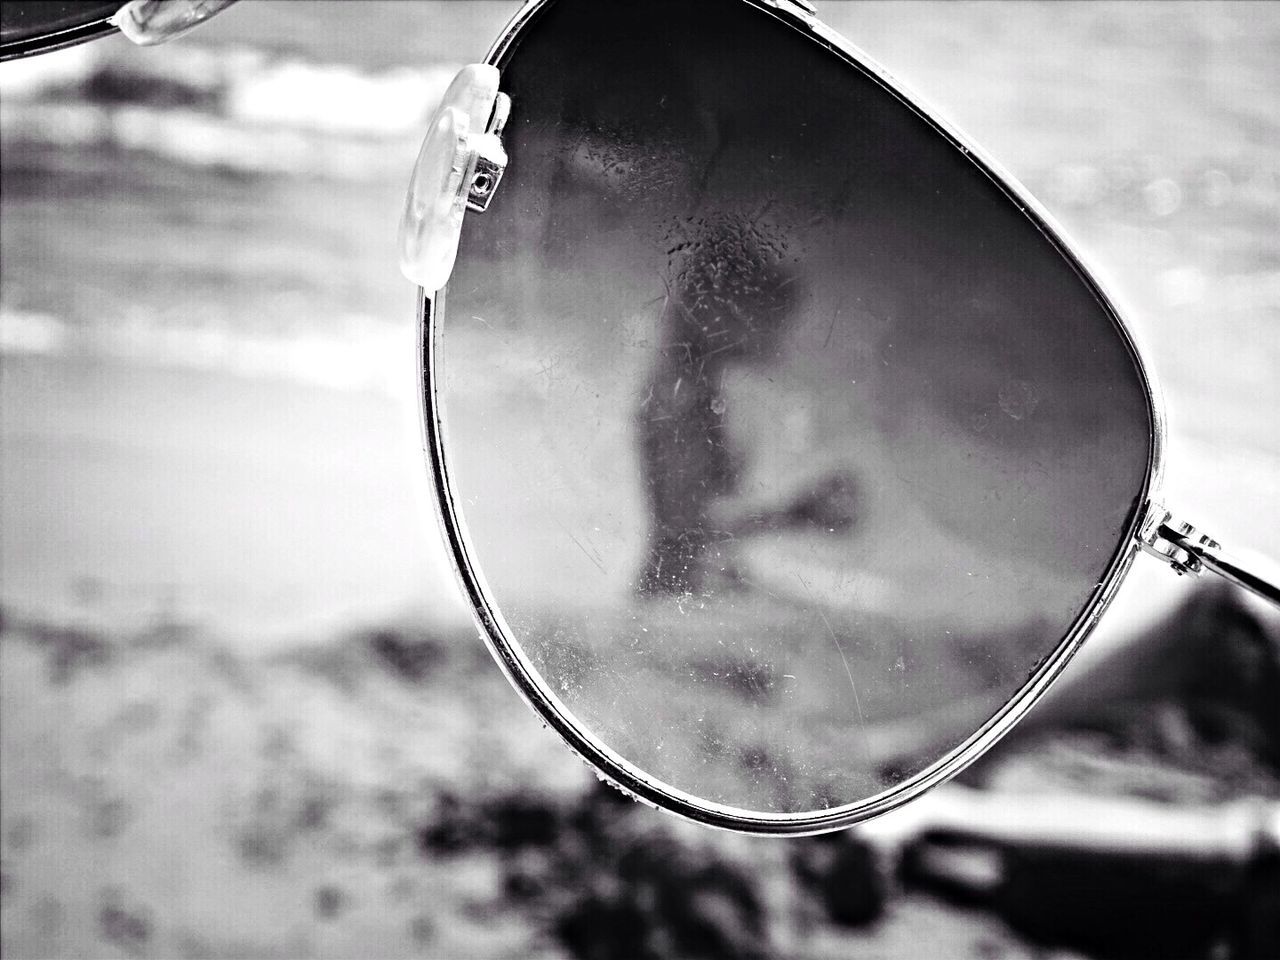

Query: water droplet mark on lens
[{"left": 998, "top": 378, "right": 1039, "bottom": 420}]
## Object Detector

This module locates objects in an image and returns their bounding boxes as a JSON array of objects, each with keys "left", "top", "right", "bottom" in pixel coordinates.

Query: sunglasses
[
  {"left": 6, "top": 0, "right": 1273, "bottom": 836},
  {"left": 399, "top": 0, "right": 1280, "bottom": 835},
  {"left": 0, "top": 0, "right": 238, "bottom": 57}
]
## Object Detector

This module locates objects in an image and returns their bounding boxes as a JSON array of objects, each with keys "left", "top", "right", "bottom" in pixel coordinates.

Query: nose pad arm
[{"left": 399, "top": 64, "right": 510, "bottom": 292}]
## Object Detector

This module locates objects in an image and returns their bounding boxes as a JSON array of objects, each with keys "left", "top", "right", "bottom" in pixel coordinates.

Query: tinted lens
[
  {"left": 433, "top": 0, "right": 1153, "bottom": 818},
  {"left": 0, "top": 1, "right": 125, "bottom": 59}
]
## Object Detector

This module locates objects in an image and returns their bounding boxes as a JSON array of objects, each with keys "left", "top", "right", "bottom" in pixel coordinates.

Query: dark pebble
[
  {"left": 99, "top": 900, "right": 152, "bottom": 950},
  {"left": 314, "top": 884, "right": 346, "bottom": 920}
]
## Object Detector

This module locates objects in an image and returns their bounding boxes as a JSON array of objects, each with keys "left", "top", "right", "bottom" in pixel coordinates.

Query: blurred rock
[
  {"left": 1233, "top": 852, "right": 1280, "bottom": 960},
  {"left": 903, "top": 583, "right": 1280, "bottom": 960},
  {"left": 996, "top": 845, "right": 1243, "bottom": 960},
  {"left": 969, "top": 583, "right": 1280, "bottom": 786},
  {"left": 366, "top": 628, "right": 447, "bottom": 682},
  {"left": 314, "top": 884, "right": 347, "bottom": 921},
  {"left": 418, "top": 782, "right": 771, "bottom": 959},
  {"left": 98, "top": 891, "right": 153, "bottom": 954},
  {"left": 27, "top": 621, "right": 112, "bottom": 685},
  {"left": 790, "top": 832, "right": 886, "bottom": 928},
  {"left": 899, "top": 801, "right": 1280, "bottom": 960},
  {"left": 554, "top": 822, "right": 768, "bottom": 960},
  {"left": 416, "top": 790, "right": 565, "bottom": 856}
]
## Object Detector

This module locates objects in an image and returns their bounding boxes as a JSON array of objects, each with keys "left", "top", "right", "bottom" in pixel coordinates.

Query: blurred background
[{"left": 1, "top": 2, "right": 1277, "bottom": 958}]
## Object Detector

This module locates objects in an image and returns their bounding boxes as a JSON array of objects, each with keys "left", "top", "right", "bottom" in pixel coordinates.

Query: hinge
[
  {"left": 1138, "top": 501, "right": 1280, "bottom": 606},
  {"left": 1137, "top": 501, "right": 1219, "bottom": 577},
  {"left": 761, "top": 0, "right": 818, "bottom": 22}
]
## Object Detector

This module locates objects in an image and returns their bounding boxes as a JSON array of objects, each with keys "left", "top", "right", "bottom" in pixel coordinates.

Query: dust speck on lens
[{"left": 997, "top": 378, "right": 1039, "bottom": 420}]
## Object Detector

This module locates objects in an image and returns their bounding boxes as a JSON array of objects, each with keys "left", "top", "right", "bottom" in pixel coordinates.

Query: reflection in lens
[{"left": 435, "top": 0, "right": 1152, "bottom": 815}]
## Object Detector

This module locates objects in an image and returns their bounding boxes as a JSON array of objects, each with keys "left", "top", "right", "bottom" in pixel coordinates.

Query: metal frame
[
  {"left": 417, "top": 0, "right": 1168, "bottom": 834},
  {"left": 0, "top": 9, "right": 122, "bottom": 62}
]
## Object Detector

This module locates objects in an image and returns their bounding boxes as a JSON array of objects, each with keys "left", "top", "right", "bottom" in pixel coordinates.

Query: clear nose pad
[
  {"left": 399, "top": 64, "right": 510, "bottom": 292},
  {"left": 112, "top": 0, "right": 240, "bottom": 46}
]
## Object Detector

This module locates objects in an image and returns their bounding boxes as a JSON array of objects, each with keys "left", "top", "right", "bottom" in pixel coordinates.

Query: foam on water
[
  {"left": 1, "top": 38, "right": 461, "bottom": 179},
  {"left": 0, "top": 307, "right": 411, "bottom": 395}
]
